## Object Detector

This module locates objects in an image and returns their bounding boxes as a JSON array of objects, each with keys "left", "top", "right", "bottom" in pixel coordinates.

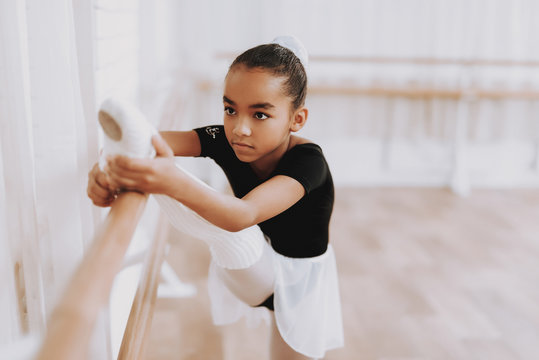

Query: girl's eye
[
  {"left": 224, "top": 106, "right": 236, "bottom": 115},
  {"left": 254, "top": 112, "right": 269, "bottom": 120}
]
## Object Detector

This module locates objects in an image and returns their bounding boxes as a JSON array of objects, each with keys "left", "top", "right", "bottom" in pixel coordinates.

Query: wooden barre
[
  {"left": 215, "top": 52, "right": 539, "bottom": 67},
  {"left": 36, "top": 191, "right": 148, "bottom": 360},
  {"left": 308, "top": 85, "right": 539, "bottom": 100},
  {"left": 196, "top": 80, "right": 539, "bottom": 100},
  {"left": 118, "top": 215, "right": 169, "bottom": 360},
  {"left": 308, "top": 55, "right": 539, "bottom": 68}
]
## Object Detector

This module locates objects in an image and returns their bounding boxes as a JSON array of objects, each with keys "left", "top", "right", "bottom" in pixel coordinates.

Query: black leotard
[{"left": 194, "top": 125, "right": 334, "bottom": 258}]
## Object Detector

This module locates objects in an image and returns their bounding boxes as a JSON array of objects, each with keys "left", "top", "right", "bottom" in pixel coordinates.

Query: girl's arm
[
  {"left": 159, "top": 130, "right": 201, "bottom": 157},
  {"left": 106, "top": 135, "right": 305, "bottom": 231},
  {"left": 171, "top": 172, "right": 304, "bottom": 232}
]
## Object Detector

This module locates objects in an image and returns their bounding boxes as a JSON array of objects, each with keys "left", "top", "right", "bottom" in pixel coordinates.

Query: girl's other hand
[
  {"left": 87, "top": 163, "right": 115, "bottom": 207},
  {"left": 105, "top": 134, "right": 178, "bottom": 195}
]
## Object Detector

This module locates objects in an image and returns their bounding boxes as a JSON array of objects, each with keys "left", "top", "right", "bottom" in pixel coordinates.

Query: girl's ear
[{"left": 290, "top": 107, "right": 308, "bottom": 132}]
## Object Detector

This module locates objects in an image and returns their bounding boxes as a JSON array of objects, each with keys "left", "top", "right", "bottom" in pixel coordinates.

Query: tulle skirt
[{"left": 207, "top": 240, "right": 344, "bottom": 359}]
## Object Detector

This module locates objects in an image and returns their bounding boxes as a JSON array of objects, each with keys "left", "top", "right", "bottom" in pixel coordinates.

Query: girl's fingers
[
  {"left": 106, "top": 170, "right": 140, "bottom": 190},
  {"left": 106, "top": 158, "right": 145, "bottom": 180},
  {"left": 91, "top": 180, "right": 112, "bottom": 199},
  {"left": 108, "top": 155, "right": 152, "bottom": 173},
  {"left": 105, "top": 167, "right": 144, "bottom": 190},
  {"left": 87, "top": 164, "right": 114, "bottom": 200},
  {"left": 95, "top": 170, "right": 111, "bottom": 190},
  {"left": 87, "top": 182, "right": 115, "bottom": 206},
  {"left": 105, "top": 154, "right": 173, "bottom": 194}
]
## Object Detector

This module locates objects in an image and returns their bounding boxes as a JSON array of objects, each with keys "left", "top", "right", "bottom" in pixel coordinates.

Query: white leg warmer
[
  {"left": 155, "top": 193, "right": 265, "bottom": 269},
  {"left": 98, "top": 97, "right": 266, "bottom": 269}
]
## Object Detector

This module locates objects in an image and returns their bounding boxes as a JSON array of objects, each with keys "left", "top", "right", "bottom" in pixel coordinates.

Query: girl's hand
[
  {"left": 87, "top": 163, "right": 115, "bottom": 207},
  {"left": 105, "top": 134, "right": 179, "bottom": 195}
]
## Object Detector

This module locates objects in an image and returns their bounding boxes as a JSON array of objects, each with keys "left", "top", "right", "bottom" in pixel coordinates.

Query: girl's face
[{"left": 223, "top": 65, "right": 302, "bottom": 167}]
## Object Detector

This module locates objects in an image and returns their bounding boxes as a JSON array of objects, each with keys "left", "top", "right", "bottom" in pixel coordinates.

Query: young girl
[{"left": 87, "top": 36, "right": 343, "bottom": 360}]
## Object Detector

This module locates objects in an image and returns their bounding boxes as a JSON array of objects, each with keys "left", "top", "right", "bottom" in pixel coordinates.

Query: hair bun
[{"left": 272, "top": 35, "right": 308, "bottom": 69}]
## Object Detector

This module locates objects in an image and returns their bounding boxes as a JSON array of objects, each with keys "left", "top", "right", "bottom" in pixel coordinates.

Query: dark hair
[{"left": 229, "top": 44, "right": 307, "bottom": 110}]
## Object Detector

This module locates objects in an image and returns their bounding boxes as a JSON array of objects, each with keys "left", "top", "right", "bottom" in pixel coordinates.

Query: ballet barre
[
  {"left": 307, "top": 55, "right": 539, "bottom": 68},
  {"left": 36, "top": 191, "right": 167, "bottom": 359},
  {"left": 197, "top": 78, "right": 539, "bottom": 100},
  {"left": 307, "top": 85, "right": 539, "bottom": 100},
  {"left": 117, "top": 215, "right": 169, "bottom": 359},
  {"left": 216, "top": 52, "right": 539, "bottom": 68}
]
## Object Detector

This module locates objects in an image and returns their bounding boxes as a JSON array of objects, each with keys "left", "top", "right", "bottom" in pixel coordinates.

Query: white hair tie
[{"left": 272, "top": 35, "right": 309, "bottom": 70}]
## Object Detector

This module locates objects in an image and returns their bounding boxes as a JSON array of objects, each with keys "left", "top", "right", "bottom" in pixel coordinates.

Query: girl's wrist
[
  {"left": 149, "top": 158, "right": 179, "bottom": 196},
  {"left": 166, "top": 166, "right": 191, "bottom": 202}
]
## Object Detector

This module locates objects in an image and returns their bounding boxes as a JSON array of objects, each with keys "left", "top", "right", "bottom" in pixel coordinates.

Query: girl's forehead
[{"left": 224, "top": 66, "right": 288, "bottom": 104}]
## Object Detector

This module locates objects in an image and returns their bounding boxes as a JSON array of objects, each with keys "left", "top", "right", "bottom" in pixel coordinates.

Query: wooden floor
[{"left": 144, "top": 188, "right": 539, "bottom": 360}]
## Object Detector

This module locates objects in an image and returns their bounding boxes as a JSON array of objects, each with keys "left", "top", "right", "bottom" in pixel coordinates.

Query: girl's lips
[{"left": 232, "top": 142, "right": 253, "bottom": 149}]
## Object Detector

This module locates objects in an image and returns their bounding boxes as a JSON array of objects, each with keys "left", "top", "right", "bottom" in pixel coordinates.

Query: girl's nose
[{"left": 233, "top": 118, "right": 251, "bottom": 137}]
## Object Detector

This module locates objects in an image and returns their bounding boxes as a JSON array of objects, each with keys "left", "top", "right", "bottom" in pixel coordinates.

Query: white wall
[
  {"left": 1, "top": 0, "right": 101, "bottom": 358},
  {"left": 94, "top": 0, "right": 140, "bottom": 103}
]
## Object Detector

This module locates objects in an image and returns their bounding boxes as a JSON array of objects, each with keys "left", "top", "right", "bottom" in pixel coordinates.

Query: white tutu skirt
[{"left": 208, "top": 241, "right": 344, "bottom": 358}]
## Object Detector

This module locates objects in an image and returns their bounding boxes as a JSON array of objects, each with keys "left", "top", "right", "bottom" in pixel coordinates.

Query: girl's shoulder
[
  {"left": 289, "top": 135, "right": 322, "bottom": 153},
  {"left": 282, "top": 136, "right": 327, "bottom": 168},
  {"left": 276, "top": 136, "right": 330, "bottom": 194},
  {"left": 290, "top": 135, "right": 315, "bottom": 147},
  {"left": 291, "top": 135, "right": 309, "bottom": 144}
]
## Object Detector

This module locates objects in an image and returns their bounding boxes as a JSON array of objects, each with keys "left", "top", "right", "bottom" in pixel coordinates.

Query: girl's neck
[{"left": 250, "top": 135, "right": 298, "bottom": 179}]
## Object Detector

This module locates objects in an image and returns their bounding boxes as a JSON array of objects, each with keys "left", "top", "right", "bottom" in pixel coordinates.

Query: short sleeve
[
  {"left": 274, "top": 144, "right": 328, "bottom": 194},
  {"left": 194, "top": 125, "right": 226, "bottom": 159}
]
